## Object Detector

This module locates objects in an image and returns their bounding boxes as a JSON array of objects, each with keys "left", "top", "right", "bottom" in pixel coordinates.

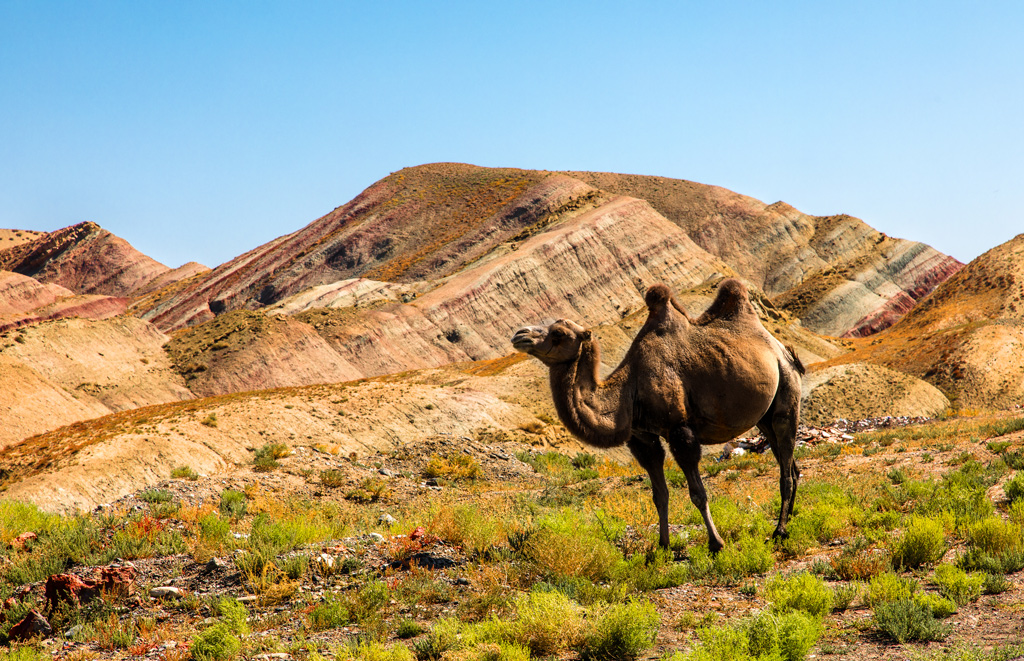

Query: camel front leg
[
  {"left": 627, "top": 432, "right": 670, "bottom": 549},
  {"left": 668, "top": 426, "right": 724, "bottom": 553}
]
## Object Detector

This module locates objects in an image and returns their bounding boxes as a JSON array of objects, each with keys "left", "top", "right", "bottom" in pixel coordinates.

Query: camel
[{"left": 510, "top": 279, "right": 804, "bottom": 552}]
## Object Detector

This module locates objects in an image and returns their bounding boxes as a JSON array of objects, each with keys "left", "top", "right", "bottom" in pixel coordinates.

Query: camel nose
[{"left": 511, "top": 326, "right": 539, "bottom": 350}]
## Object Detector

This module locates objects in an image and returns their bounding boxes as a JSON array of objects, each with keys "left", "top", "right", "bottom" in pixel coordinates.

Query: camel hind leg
[
  {"left": 758, "top": 371, "right": 801, "bottom": 540},
  {"left": 667, "top": 426, "right": 725, "bottom": 553},
  {"left": 627, "top": 432, "right": 671, "bottom": 549}
]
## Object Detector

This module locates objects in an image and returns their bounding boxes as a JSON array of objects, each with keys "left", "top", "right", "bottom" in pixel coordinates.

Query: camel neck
[{"left": 548, "top": 340, "right": 632, "bottom": 448}]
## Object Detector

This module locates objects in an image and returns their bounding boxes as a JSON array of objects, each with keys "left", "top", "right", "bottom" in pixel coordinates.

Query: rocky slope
[
  {"left": 0, "top": 222, "right": 193, "bottom": 297},
  {"left": 823, "top": 233, "right": 1024, "bottom": 410},
  {"left": 563, "top": 171, "right": 963, "bottom": 337},
  {"left": 162, "top": 193, "right": 745, "bottom": 396}
]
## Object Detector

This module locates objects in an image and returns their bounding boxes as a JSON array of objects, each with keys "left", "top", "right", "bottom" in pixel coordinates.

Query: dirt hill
[
  {"left": 821, "top": 233, "right": 1024, "bottom": 410},
  {"left": 0, "top": 316, "right": 193, "bottom": 448},
  {"left": 801, "top": 363, "right": 950, "bottom": 425}
]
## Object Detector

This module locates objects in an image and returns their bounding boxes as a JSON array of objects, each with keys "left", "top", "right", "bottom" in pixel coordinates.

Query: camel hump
[
  {"left": 695, "top": 278, "right": 755, "bottom": 324},
  {"left": 644, "top": 284, "right": 673, "bottom": 310}
]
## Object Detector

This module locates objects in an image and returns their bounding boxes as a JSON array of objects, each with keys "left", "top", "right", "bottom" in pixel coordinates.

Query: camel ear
[{"left": 580, "top": 330, "right": 592, "bottom": 341}]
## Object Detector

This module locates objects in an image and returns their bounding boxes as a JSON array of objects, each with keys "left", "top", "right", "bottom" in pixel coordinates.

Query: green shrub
[
  {"left": 320, "top": 469, "right": 346, "bottom": 488},
  {"left": 213, "top": 598, "right": 249, "bottom": 635},
  {"left": 422, "top": 453, "right": 484, "bottom": 482},
  {"left": 982, "top": 572, "right": 1011, "bottom": 595},
  {"left": 964, "top": 516, "right": 1024, "bottom": 558},
  {"left": 764, "top": 572, "right": 833, "bottom": 617},
  {"left": 140, "top": 488, "right": 173, "bottom": 504},
  {"left": 252, "top": 443, "right": 289, "bottom": 472},
  {"left": 345, "top": 477, "right": 391, "bottom": 503},
  {"left": 688, "top": 534, "right": 774, "bottom": 584},
  {"left": 191, "top": 622, "right": 242, "bottom": 661},
  {"left": 831, "top": 583, "right": 860, "bottom": 612},
  {"left": 525, "top": 510, "right": 620, "bottom": 582},
  {"left": 866, "top": 572, "right": 919, "bottom": 606},
  {"left": 199, "top": 513, "right": 230, "bottom": 544},
  {"left": 873, "top": 598, "right": 949, "bottom": 643},
  {"left": 1011, "top": 499, "right": 1024, "bottom": 525},
  {"left": 913, "top": 592, "right": 957, "bottom": 618},
  {"left": 1004, "top": 473, "right": 1024, "bottom": 502},
  {"left": 891, "top": 515, "right": 946, "bottom": 568},
  {"left": 219, "top": 489, "right": 247, "bottom": 519},
  {"left": 958, "top": 548, "right": 1024, "bottom": 575},
  {"left": 309, "top": 592, "right": 352, "bottom": 631},
  {"left": 915, "top": 461, "right": 1001, "bottom": 525},
  {"left": 1003, "top": 449, "right": 1024, "bottom": 470},
  {"left": 514, "top": 590, "right": 587, "bottom": 656},
  {"left": 576, "top": 600, "right": 659, "bottom": 661},
  {"left": 668, "top": 610, "right": 821, "bottom": 661},
  {"left": 171, "top": 465, "right": 199, "bottom": 480},
  {"left": 934, "top": 564, "right": 984, "bottom": 606},
  {"left": 280, "top": 555, "right": 309, "bottom": 580},
  {"left": 396, "top": 619, "right": 425, "bottom": 639}
]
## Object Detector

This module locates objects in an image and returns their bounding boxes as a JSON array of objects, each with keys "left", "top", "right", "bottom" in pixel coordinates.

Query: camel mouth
[{"left": 510, "top": 327, "right": 542, "bottom": 352}]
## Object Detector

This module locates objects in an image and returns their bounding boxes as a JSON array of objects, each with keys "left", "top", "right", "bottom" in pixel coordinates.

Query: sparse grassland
[{"left": 0, "top": 412, "right": 1020, "bottom": 658}]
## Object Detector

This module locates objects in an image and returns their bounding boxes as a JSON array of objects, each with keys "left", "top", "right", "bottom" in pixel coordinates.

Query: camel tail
[{"left": 785, "top": 344, "right": 806, "bottom": 375}]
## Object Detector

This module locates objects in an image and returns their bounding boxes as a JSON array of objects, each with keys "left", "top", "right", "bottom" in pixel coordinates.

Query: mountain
[
  {"left": 130, "top": 164, "right": 960, "bottom": 397},
  {"left": 822, "top": 233, "right": 1024, "bottom": 409},
  {"left": 136, "top": 165, "right": 963, "bottom": 340},
  {"left": 0, "top": 221, "right": 207, "bottom": 298}
]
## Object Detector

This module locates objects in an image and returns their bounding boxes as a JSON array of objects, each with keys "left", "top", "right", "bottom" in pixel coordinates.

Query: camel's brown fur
[{"left": 511, "top": 278, "right": 803, "bottom": 551}]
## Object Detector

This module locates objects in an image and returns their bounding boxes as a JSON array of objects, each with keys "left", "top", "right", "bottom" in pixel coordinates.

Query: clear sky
[{"left": 2, "top": 1, "right": 1021, "bottom": 269}]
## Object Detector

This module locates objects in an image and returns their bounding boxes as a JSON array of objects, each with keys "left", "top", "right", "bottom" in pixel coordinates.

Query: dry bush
[{"left": 423, "top": 453, "right": 484, "bottom": 482}]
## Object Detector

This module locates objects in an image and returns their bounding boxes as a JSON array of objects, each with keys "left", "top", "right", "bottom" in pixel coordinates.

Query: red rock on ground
[
  {"left": 44, "top": 573, "right": 101, "bottom": 612},
  {"left": 7, "top": 609, "right": 52, "bottom": 641}
]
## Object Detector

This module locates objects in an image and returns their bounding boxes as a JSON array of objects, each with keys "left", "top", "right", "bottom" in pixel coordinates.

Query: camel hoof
[
  {"left": 708, "top": 538, "right": 725, "bottom": 554},
  {"left": 771, "top": 528, "right": 789, "bottom": 541}
]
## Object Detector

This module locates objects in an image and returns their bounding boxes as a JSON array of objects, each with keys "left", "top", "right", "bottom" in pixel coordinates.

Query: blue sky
[{"left": 2, "top": 1, "right": 1021, "bottom": 269}]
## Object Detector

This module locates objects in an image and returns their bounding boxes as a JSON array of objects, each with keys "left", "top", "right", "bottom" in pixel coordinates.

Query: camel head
[{"left": 511, "top": 319, "right": 592, "bottom": 365}]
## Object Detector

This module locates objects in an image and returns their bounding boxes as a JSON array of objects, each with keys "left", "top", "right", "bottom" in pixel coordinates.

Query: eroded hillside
[{"left": 821, "top": 233, "right": 1024, "bottom": 410}]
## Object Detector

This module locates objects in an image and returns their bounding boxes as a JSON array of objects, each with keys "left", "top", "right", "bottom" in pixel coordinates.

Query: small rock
[
  {"left": 8, "top": 609, "right": 52, "bottom": 641},
  {"left": 204, "top": 557, "right": 229, "bottom": 573},
  {"left": 424, "top": 478, "right": 439, "bottom": 487},
  {"left": 379, "top": 468, "right": 397, "bottom": 477},
  {"left": 233, "top": 532, "right": 249, "bottom": 540},
  {"left": 455, "top": 577, "right": 470, "bottom": 586},
  {"left": 313, "top": 553, "right": 334, "bottom": 573},
  {"left": 379, "top": 513, "right": 397, "bottom": 525},
  {"left": 368, "top": 532, "right": 386, "bottom": 543},
  {"left": 237, "top": 595, "right": 259, "bottom": 604},
  {"left": 64, "top": 624, "right": 84, "bottom": 639},
  {"left": 150, "top": 586, "right": 182, "bottom": 599}
]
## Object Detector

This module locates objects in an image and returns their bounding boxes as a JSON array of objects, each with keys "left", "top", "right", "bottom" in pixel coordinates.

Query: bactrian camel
[{"left": 511, "top": 279, "right": 804, "bottom": 552}]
